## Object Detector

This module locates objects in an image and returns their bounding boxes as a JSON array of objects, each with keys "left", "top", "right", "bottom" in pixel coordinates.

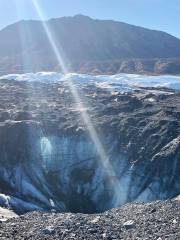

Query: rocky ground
[
  {"left": 0, "top": 199, "right": 179, "bottom": 239},
  {"left": 0, "top": 78, "right": 179, "bottom": 238},
  {"left": 70, "top": 58, "right": 180, "bottom": 75},
  {"left": 0, "top": 79, "right": 179, "bottom": 213}
]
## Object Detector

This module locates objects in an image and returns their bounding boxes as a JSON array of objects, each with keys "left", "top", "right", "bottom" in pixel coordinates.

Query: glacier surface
[
  {"left": 0, "top": 72, "right": 180, "bottom": 91},
  {"left": 0, "top": 72, "right": 179, "bottom": 214}
]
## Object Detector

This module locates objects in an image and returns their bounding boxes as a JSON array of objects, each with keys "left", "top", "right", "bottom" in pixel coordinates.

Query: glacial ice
[
  {"left": 0, "top": 72, "right": 180, "bottom": 91},
  {"left": 0, "top": 72, "right": 179, "bottom": 213}
]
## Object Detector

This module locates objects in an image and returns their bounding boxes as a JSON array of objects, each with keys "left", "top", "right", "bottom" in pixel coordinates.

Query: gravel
[{"left": 0, "top": 199, "right": 179, "bottom": 239}]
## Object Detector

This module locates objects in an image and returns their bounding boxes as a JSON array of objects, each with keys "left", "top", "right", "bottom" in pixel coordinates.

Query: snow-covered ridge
[{"left": 0, "top": 72, "right": 180, "bottom": 91}]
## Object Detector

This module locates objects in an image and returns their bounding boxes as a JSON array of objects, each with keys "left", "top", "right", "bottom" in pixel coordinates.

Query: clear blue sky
[{"left": 0, "top": 0, "right": 180, "bottom": 38}]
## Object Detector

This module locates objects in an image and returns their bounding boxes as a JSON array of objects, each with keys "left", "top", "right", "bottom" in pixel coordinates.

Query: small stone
[
  {"left": 172, "top": 219, "right": 177, "bottom": 224},
  {"left": 0, "top": 218, "right": 7, "bottom": 223},
  {"left": 102, "top": 232, "right": 107, "bottom": 238},
  {"left": 123, "top": 220, "right": 135, "bottom": 229},
  {"left": 91, "top": 216, "right": 100, "bottom": 223},
  {"left": 42, "top": 226, "right": 55, "bottom": 235},
  {"left": 150, "top": 208, "right": 156, "bottom": 213},
  {"left": 88, "top": 228, "right": 98, "bottom": 234}
]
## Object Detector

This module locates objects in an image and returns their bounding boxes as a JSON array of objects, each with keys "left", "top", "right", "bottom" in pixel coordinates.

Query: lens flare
[
  {"left": 32, "top": 1, "right": 67, "bottom": 74},
  {"left": 31, "top": 1, "right": 116, "bottom": 182},
  {"left": 14, "top": 2, "right": 46, "bottom": 105}
]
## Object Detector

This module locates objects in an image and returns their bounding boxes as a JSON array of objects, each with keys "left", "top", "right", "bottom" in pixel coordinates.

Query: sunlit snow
[{"left": 0, "top": 72, "right": 180, "bottom": 91}]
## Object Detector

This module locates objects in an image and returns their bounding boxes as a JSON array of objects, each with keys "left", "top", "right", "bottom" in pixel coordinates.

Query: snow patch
[{"left": 0, "top": 72, "right": 180, "bottom": 91}]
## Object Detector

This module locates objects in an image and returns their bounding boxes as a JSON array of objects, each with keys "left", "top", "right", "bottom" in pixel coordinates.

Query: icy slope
[{"left": 0, "top": 78, "right": 179, "bottom": 214}]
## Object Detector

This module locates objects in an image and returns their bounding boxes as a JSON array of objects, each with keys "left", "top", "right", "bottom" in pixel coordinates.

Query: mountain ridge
[
  {"left": 0, "top": 14, "right": 180, "bottom": 75},
  {"left": 4, "top": 15, "right": 180, "bottom": 40}
]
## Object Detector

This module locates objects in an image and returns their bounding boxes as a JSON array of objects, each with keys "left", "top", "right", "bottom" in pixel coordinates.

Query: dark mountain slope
[{"left": 0, "top": 15, "right": 180, "bottom": 74}]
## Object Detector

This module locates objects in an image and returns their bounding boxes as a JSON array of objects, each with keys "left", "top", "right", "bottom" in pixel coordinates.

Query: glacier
[
  {"left": 0, "top": 73, "right": 179, "bottom": 214},
  {"left": 0, "top": 72, "right": 180, "bottom": 91}
]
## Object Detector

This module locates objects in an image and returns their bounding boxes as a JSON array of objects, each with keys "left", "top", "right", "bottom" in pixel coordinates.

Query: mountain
[{"left": 0, "top": 15, "right": 180, "bottom": 75}]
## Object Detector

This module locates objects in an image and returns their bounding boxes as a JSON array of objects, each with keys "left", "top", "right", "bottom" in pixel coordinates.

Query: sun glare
[{"left": 31, "top": 0, "right": 116, "bottom": 178}]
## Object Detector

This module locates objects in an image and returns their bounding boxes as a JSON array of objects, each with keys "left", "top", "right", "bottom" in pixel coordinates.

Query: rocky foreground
[{"left": 0, "top": 199, "right": 179, "bottom": 240}]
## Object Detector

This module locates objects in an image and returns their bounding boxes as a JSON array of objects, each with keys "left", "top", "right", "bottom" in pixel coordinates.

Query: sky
[{"left": 0, "top": 0, "right": 180, "bottom": 38}]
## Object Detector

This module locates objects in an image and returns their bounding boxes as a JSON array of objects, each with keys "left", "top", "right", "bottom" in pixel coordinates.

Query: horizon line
[{"left": 0, "top": 14, "right": 180, "bottom": 39}]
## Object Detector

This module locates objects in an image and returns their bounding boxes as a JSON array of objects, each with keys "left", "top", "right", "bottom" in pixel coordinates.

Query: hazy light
[
  {"left": 14, "top": 2, "right": 46, "bottom": 105},
  {"left": 14, "top": 3, "right": 31, "bottom": 73},
  {"left": 40, "top": 137, "right": 52, "bottom": 168},
  {"left": 32, "top": 1, "right": 67, "bottom": 74},
  {"left": 41, "top": 137, "right": 52, "bottom": 155},
  {"left": 32, "top": 1, "right": 115, "bottom": 177}
]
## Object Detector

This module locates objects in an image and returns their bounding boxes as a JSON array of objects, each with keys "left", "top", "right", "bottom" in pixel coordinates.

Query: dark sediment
[
  {"left": 0, "top": 79, "right": 179, "bottom": 213},
  {"left": 0, "top": 199, "right": 179, "bottom": 239}
]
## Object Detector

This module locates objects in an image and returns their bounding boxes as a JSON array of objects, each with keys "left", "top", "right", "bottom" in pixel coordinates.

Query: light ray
[
  {"left": 32, "top": 1, "right": 115, "bottom": 176},
  {"left": 32, "top": 1, "right": 67, "bottom": 74},
  {"left": 14, "top": 2, "right": 34, "bottom": 73},
  {"left": 14, "top": 2, "right": 46, "bottom": 105}
]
